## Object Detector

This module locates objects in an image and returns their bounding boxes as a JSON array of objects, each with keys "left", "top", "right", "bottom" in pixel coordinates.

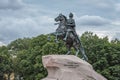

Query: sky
[{"left": 0, "top": 0, "right": 120, "bottom": 46}]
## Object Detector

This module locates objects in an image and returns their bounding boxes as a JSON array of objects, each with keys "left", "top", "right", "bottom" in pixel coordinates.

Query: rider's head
[
  {"left": 69, "top": 13, "right": 73, "bottom": 18},
  {"left": 59, "top": 13, "right": 62, "bottom": 17}
]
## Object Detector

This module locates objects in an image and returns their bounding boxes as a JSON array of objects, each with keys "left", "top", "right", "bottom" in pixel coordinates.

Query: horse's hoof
[
  {"left": 82, "top": 57, "right": 88, "bottom": 61},
  {"left": 82, "top": 57, "right": 85, "bottom": 61}
]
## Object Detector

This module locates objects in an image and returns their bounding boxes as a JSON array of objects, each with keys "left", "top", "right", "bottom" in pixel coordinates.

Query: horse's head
[
  {"left": 55, "top": 14, "right": 67, "bottom": 36},
  {"left": 55, "top": 13, "right": 67, "bottom": 22}
]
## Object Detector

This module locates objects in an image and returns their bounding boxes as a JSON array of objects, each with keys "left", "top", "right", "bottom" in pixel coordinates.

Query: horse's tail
[{"left": 79, "top": 39, "right": 88, "bottom": 61}]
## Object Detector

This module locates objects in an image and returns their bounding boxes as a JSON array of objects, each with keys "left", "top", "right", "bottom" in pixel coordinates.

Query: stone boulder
[{"left": 42, "top": 55, "right": 107, "bottom": 80}]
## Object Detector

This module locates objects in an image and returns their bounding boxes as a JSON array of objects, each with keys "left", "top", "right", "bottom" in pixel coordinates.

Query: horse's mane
[{"left": 62, "top": 15, "right": 67, "bottom": 21}]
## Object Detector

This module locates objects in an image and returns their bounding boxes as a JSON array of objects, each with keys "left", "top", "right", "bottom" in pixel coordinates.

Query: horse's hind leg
[
  {"left": 66, "top": 50, "right": 71, "bottom": 55},
  {"left": 72, "top": 40, "right": 79, "bottom": 56},
  {"left": 76, "top": 49, "right": 80, "bottom": 56},
  {"left": 73, "top": 42, "right": 88, "bottom": 61},
  {"left": 74, "top": 45, "right": 79, "bottom": 56},
  {"left": 66, "top": 45, "right": 71, "bottom": 55}
]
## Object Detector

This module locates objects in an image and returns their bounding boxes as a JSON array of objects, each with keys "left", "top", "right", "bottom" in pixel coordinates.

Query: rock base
[{"left": 42, "top": 55, "right": 107, "bottom": 80}]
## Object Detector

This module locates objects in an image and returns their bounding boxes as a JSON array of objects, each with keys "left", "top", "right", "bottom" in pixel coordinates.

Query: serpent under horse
[{"left": 48, "top": 14, "right": 88, "bottom": 61}]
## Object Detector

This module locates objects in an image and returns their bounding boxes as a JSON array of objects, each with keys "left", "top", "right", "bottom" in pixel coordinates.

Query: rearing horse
[{"left": 48, "top": 14, "right": 88, "bottom": 61}]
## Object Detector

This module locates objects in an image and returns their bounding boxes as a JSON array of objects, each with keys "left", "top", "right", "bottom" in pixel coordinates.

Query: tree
[
  {"left": 81, "top": 31, "right": 120, "bottom": 79},
  {"left": 0, "top": 46, "right": 13, "bottom": 80},
  {"left": 4, "top": 32, "right": 120, "bottom": 80}
]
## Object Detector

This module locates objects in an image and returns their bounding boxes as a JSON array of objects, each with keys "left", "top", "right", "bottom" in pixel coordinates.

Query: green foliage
[
  {"left": 0, "top": 32, "right": 120, "bottom": 80},
  {"left": 8, "top": 38, "right": 31, "bottom": 51},
  {"left": 0, "top": 46, "right": 13, "bottom": 80},
  {"left": 81, "top": 31, "right": 120, "bottom": 79}
]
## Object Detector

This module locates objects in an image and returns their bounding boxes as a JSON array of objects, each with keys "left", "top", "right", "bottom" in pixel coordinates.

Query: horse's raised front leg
[
  {"left": 54, "top": 32, "right": 59, "bottom": 43},
  {"left": 48, "top": 32, "right": 59, "bottom": 43}
]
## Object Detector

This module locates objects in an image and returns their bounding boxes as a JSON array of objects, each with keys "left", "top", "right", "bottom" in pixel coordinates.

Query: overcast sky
[{"left": 0, "top": 0, "right": 120, "bottom": 46}]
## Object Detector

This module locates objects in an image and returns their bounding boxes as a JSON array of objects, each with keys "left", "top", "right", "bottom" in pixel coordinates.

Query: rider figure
[{"left": 64, "top": 13, "right": 79, "bottom": 43}]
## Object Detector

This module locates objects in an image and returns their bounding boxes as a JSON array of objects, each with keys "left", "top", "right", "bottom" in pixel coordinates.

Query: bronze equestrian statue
[{"left": 48, "top": 13, "right": 88, "bottom": 61}]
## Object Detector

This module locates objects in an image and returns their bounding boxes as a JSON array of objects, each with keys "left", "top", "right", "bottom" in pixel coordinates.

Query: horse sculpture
[{"left": 48, "top": 14, "right": 88, "bottom": 61}]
